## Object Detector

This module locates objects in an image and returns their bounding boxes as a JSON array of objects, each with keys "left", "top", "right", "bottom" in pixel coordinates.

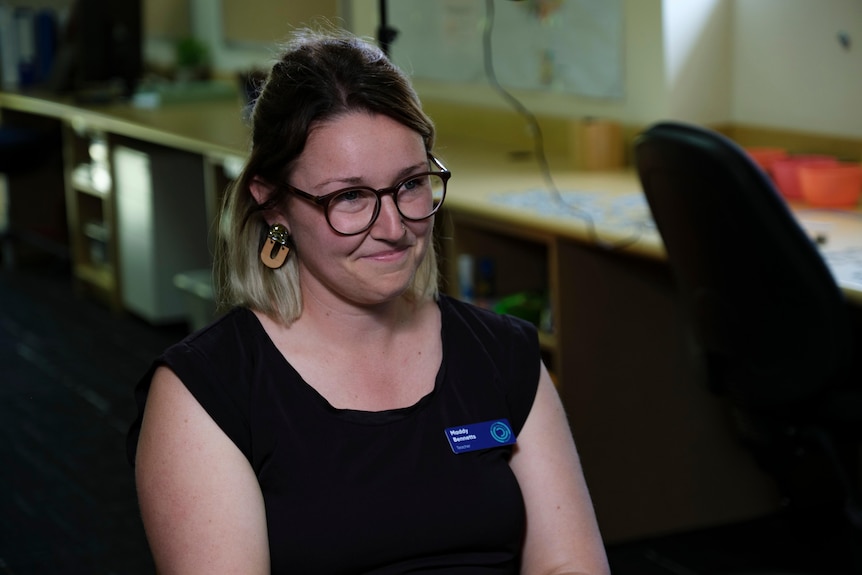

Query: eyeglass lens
[{"left": 327, "top": 173, "right": 446, "bottom": 234}]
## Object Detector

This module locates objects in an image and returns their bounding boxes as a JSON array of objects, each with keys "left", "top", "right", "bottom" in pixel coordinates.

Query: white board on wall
[{"left": 388, "top": 0, "right": 624, "bottom": 100}]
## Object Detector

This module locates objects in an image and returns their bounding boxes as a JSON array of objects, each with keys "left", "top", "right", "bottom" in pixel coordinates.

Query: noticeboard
[{"left": 388, "top": 0, "right": 624, "bottom": 100}]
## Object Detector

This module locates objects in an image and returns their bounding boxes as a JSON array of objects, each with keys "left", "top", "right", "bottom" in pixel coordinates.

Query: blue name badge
[{"left": 444, "top": 419, "right": 516, "bottom": 454}]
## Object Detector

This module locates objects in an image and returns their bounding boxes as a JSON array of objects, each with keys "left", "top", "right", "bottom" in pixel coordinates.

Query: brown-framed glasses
[{"left": 285, "top": 155, "right": 450, "bottom": 236}]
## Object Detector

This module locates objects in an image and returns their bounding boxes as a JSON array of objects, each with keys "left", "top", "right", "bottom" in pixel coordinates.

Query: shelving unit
[
  {"left": 62, "top": 124, "right": 215, "bottom": 321},
  {"left": 438, "top": 209, "right": 562, "bottom": 380},
  {"left": 63, "top": 124, "right": 121, "bottom": 308}
]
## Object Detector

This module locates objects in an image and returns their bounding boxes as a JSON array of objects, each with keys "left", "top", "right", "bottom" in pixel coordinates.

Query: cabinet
[
  {"left": 113, "top": 138, "right": 211, "bottom": 324},
  {"left": 63, "top": 126, "right": 213, "bottom": 321}
]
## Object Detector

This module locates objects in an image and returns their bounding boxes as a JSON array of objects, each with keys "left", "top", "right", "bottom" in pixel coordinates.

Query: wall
[
  {"left": 168, "top": 0, "right": 862, "bottom": 139},
  {"left": 663, "top": 0, "right": 862, "bottom": 140},
  {"left": 663, "top": 0, "right": 732, "bottom": 125},
  {"left": 221, "top": 0, "right": 338, "bottom": 46},
  {"left": 144, "top": 0, "right": 343, "bottom": 71},
  {"left": 344, "top": 0, "right": 698, "bottom": 143},
  {"left": 147, "top": 0, "right": 666, "bottom": 125},
  {"left": 730, "top": 0, "right": 862, "bottom": 138},
  {"left": 363, "top": 0, "right": 862, "bottom": 139},
  {"left": 145, "top": 0, "right": 189, "bottom": 40}
]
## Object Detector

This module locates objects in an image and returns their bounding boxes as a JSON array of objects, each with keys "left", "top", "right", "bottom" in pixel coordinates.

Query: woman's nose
[{"left": 371, "top": 194, "right": 405, "bottom": 238}]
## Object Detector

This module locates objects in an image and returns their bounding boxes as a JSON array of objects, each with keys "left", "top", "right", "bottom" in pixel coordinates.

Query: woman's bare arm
[
  {"left": 134, "top": 366, "right": 270, "bottom": 574},
  {"left": 510, "top": 363, "right": 610, "bottom": 575}
]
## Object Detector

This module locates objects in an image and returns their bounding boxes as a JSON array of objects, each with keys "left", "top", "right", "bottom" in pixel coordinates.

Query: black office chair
[{"left": 635, "top": 121, "right": 862, "bottom": 570}]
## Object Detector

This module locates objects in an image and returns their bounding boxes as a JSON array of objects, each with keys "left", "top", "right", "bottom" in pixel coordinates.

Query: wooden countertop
[{"left": 0, "top": 91, "right": 251, "bottom": 160}]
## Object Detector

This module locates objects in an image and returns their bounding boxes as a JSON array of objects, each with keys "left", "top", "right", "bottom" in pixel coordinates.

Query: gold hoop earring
[{"left": 260, "top": 223, "right": 290, "bottom": 269}]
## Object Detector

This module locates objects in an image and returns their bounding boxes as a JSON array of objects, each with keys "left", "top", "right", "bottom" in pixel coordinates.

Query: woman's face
[{"left": 284, "top": 111, "right": 434, "bottom": 309}]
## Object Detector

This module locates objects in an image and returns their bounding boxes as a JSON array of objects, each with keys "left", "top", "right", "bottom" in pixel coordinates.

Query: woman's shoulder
[
  {"left": 169, "top": 307, "right": 260, "bottom": 355},
  {"left": 155, "top": 306, "right": 270, "bottom": 392},
  {"left": 437, "top": 296, "right": 540, "bottom": 435},
  {"left": 438, "top": 294, "right": 537, "bottom": 342},
  {"left": 127, "top": 307, "right": 270, "bottom": 467}
]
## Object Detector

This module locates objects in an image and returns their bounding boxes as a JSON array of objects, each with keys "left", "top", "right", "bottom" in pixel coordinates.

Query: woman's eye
[
  {"left": 336, "top": 189, "right": 363, "bottom": 202},
  {"left": 402, "top": 176, "right": 425, "bottom": 191}
]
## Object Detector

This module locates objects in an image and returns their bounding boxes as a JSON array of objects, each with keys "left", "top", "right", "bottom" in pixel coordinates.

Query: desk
[
  {"left": 4, "top": 91, "right": 862, "bottom": 542},
  {"left": 437, "top": 148, "right": 862, "bottom": 542}
]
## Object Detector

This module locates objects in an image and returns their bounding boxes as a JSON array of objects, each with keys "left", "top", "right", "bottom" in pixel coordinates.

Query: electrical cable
[{"left": 481, "top": 0, "right": 647, "bottom": 251}]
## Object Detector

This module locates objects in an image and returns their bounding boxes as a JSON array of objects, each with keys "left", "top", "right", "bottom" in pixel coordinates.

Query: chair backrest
[{"left": 634, "top": 121, "right": 852, "bottom": 410}]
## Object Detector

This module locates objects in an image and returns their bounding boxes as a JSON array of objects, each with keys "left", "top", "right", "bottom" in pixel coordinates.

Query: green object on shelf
[
  {"left": 493, "top": 291, "right": 547, "bottom": 326},
  {"left": 176, "top": 37, "right": 209, "bottom": 69}
]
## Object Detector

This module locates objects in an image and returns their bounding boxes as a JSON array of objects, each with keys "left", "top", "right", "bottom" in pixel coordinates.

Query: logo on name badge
[{"left": 444, "top": 419, "right": 516, "bottom": 454}]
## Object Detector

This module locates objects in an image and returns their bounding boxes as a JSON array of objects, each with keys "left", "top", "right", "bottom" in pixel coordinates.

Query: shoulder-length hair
[{"left": 214, "top": 27, "right": 439, "bottom": 326}]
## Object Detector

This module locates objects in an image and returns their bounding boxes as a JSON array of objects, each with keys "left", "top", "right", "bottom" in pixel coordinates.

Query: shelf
[
  {"left": 537, "top": 329, "right": 557, "bottom": 351},
  {"left": 82, "top": 220, "right": 109, "bottom": 242},
  {"left": 71, "top": 163, "right": 110, "bottom": 197},
  {"left": 438, "top": 207, "right": 560, "bottom": 377},
  {"left": 73, "top": 262, "right": 115, "bottom": 290}
]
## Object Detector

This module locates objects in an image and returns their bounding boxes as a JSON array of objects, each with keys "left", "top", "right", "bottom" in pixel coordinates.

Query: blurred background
[{"left": 1, "top": 1, "right": 861, "bottom": 573}]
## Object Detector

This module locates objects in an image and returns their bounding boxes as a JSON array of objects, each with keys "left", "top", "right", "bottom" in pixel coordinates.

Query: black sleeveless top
[{"left": 128, "top": 295, "right": 540, "bottom": 574}]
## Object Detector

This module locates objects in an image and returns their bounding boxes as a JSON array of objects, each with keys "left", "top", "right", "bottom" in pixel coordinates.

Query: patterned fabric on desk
[{"left": 488, "top": 188, "right": 654, "bottom": 234}]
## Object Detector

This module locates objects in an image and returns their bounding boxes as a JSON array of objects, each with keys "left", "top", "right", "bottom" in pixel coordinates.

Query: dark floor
[
  {"left": 0, "top": 257, "right": 858, "bottom": 574},
  {"left": 0, "top": 259, "right": 184, "bottom": 575}
]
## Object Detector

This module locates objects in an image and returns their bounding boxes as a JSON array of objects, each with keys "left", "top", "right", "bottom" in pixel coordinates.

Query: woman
[{"left": 128, "top": 28, "right": 609, "bottom": 574}]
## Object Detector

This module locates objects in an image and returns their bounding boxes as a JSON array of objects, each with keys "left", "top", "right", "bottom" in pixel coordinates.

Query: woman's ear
[
  {"left": 249, "top": 176, "right": 273, "bottom": 207},
  {"left": 250, "top": 177, "right": 291, "bottom": 232}
]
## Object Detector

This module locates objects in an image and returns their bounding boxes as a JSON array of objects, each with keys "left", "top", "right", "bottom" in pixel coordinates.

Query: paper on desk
[
  {"left": 818, "top": 247, "right": 862, "bottom": 292},
  {"left": 797, "top": 211, "right": 862, "bottom": 292}
]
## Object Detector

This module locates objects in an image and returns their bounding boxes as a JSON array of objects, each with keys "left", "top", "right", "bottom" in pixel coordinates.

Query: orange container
[
  {"left": 771, "top": 155, "right": 838, "bottom": 200},
  {"left": 799, "top": 163, "right": 862, "bottom": 207},
  {"left": 745, "top": 147, "right": 786, "bottom": 176}
]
